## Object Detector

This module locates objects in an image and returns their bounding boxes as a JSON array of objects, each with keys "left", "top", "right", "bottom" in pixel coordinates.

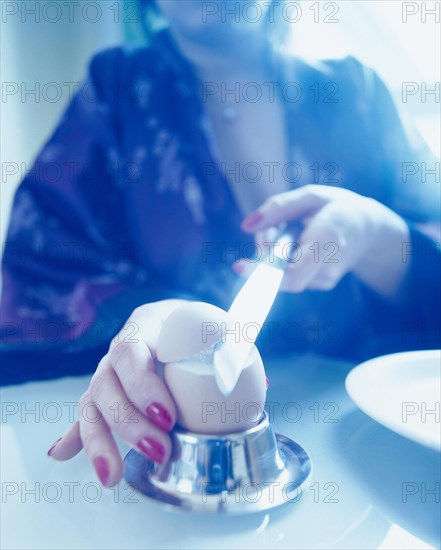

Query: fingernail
[
  {"left": 266, "top": 376, "right": 270, "bottom": 389},
  {"left": 241, "top": 211, "right": 263, "bottom": 230},
  {"left": 146, "top": 402, "right": 173, "bottom": 432},
  {"left": 93, "top": 456, "right": 110, "bottom": 486},
  {"left": 47, "top": 437, "right": 62, "bottom": 457},
  {"left": 232, "top": 261, "right": 244, "bottom": 274},
  {"left": 137, "top": 437, "right": 165, "bottom": 464}
]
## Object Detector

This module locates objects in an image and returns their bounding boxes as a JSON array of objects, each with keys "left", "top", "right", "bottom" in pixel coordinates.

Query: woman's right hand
[{"left": 47, "top": 299, "right": 187, "bottom": 487}]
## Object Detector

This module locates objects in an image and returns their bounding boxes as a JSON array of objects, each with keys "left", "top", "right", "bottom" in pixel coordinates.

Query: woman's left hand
[{"left": 234, "top": 185, "right": 410, "bottom": 298}]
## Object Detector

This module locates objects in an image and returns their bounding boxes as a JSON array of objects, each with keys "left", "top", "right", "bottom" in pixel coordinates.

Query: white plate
[{"left": 346, "top": 350, "right": 441, "bottom": 451}]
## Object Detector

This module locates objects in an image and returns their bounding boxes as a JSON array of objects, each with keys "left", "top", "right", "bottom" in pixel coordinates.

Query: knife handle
[{"left": 268, "top": 222, "right": 304, "bottom": 268}]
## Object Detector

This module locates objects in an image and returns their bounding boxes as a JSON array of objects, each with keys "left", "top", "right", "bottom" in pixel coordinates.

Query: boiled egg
[
  {"left": 157, "top": 301, "right": 234, "bottom": 363},
  {"left": 157, "top": 301, "right": 267, "bottom": 434}
]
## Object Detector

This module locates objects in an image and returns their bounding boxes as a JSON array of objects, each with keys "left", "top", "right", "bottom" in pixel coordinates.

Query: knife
[{"left": 213, "top": 227, "right": 300, "bottom": 396}]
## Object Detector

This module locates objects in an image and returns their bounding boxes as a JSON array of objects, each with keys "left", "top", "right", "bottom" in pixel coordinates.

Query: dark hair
[
  {"left": 138, "top": 0, "right": 292, "bottom": 49},
  {"left": 138, "top": 0, "right": 160, "bottom": 19},
  {"left": 138, "top": 0, "right": 165, "bottom": 40}
]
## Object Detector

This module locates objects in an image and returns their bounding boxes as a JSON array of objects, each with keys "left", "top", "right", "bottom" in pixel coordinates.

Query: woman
[{"left": 2, "top": 0, "right": 440, "bottom": 486}]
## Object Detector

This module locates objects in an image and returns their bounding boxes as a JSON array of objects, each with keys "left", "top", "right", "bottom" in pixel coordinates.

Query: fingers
[
  {"left": 78, "top": 396, "right": 124, "bottom": 487},
  {"left": 234, "top": 251, "right": 343, "bottom": 293},
  {"left": 47, "top": 408, "right": 124, "bottom": 488},
  {"left": 47, "top": 301, "right": 188, "bottom": 486},
  {"left": 47, "top": 421, "right": 82, "bottom": 461},
  {"left": 307, "top": 266, "right": 343, "bottom": 291},
  {"left": 48, "top": 349, "right": 174, "bottom": 487},
  {"left": 120, "top": 299, "right": 188, "bottom": 356},
  {"left": 278, "top": 207, "right": 347, "bottom": 291},
  {"left": 254, "top": 227, "right": 280, "bottom": 252},
  {"left": 88, "top": 358, "right": 172, "bottom": 466},
  {"left": 279, "top": 243, "right": 324, "bottom": 292},
  {"left": 233, "top": 246, "right": 322, "bottom": 293},
  {"left": 241, "top": 186, "right": 328, "bottom": 233},
  {"left": 234, "top": 206, "right": 347, "bottom": 293},
  {"left": 109, "top": 341, "right": 176, "bottom": 432},
  {"left": 232, "top": 259, "right": 257, "bottom": 278}
]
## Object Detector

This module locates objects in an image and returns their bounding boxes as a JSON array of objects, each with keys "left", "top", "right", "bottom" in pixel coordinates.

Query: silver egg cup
[{"left": 124, "top": 412, "right": 312, "bottom": 514}]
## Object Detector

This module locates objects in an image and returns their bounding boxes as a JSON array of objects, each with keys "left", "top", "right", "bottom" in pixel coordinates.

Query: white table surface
[{"left": 1, "top": 353, "right": 439, "bottom": 550}]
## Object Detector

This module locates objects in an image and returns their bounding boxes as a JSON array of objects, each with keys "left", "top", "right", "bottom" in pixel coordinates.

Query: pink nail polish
[
  {"left": 232, "top": 261, "right": 244, "bottom": 274},
  {"left": 146, "top": 402, "right": 173, "bottom": 432},
  {"left": 47, "top": 437, "right": 62, "bottom": 457},
  {"left": 242, "top": 211, "right": 263, "bottom": 230},
  {"left": 266, "top": 376, "right": 270, "bottom": 389},
  {"left": 93, "top": 456, "right": 110, "bottom": 486},
  {"left": 137, "top": 437, "right": 165, "bottom": 464}
]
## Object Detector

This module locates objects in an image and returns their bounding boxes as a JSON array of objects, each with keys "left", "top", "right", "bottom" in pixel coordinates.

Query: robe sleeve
[
  {"left": 288, "top": 56, "right": 440, "bottom": 359},
  {"left": 0, "top": 49, "right": 186, "bottom": 385},
  {"left": 367, "top": 61, "right": 440, "bottom": 222},
  {"left": 347, "top": 58, "right": 441, "bottom": 355}
]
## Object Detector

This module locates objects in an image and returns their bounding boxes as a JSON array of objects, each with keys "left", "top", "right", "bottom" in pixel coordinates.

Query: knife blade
[{"left": 213, "top": 230, "right": 297, "bottom": 396}]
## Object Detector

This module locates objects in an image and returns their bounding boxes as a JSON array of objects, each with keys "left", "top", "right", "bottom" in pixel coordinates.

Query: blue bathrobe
[{"left": 1, "top": 30, "right": 440, "bottom": 384}]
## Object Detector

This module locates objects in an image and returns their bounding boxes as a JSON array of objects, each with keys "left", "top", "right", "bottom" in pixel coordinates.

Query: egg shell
[
  {"left": 164, "top": 345, "right": 267, "bottom": 434},
  {"left": 157, "top": 301, "right": 234, "bottom": 363}
]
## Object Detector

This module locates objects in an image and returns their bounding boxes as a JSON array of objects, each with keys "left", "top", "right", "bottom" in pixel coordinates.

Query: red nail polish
[
  {"left": 242, "top": 211, "right": 263, "bottom": 230},
  {"left": 93, "top": 456, "right": 110, "bottom": 486},
  {"left": 137, "top": 437, "right": 165, "bottom": 464},
  {"left": 265, "top": 376, "right": 270, "bottom": 389},
  {"left": 47, "top": 437, "right": 62, "bottom": 457},
  {"left": 146, "top": 402, "right": 173, "bottom": 432}
]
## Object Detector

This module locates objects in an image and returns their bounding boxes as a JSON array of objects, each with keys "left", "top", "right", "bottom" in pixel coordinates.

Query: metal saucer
[{"left": 124, "top": 412, "right": 312, "bottom": 514}]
